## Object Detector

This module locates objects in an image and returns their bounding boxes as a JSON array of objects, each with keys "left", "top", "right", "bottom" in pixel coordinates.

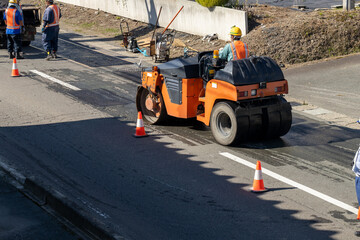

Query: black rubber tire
[
  {"left": 138, "top": 88, "right": 167, "bottom": 124},
  {"left": 210, "top": 102, "right": 239, "bottom": 146}
]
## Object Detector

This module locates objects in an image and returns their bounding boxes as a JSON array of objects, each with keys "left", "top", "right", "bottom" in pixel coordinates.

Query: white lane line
[
  {"left": 220, "top": 152, "right": 358, "bottom": 215},
  {"left": 30, "top": 70, "right": 81, "bottom": 91}
]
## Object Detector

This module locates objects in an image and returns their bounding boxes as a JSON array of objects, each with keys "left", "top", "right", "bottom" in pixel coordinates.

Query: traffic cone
[
  {"left": 251, "top": 161, "right": 268, "bottom": 193},
  {"left": 134, "top": 111, "right": 148, "bottom": 138},
  {"left": 11, "top": 58, "right": 20, "bottom": 77},
  {"left": 357, "top": 206, "right": 360, "bottom": 220}
]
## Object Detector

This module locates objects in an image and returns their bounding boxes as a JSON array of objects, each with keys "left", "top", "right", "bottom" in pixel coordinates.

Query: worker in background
[
  {"left": 219, "top": 26, "right": 249, "bottom": 62},
  {"left": 3, "top": 0, "right": 24, "bottom": 59},
  {"left": 42, "top": 0, "right": 61, "bottom": 60}
]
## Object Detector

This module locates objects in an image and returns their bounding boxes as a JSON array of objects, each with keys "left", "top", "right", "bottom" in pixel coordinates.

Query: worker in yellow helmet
[
  {"left": 4, "top": 0, "right": 24, "bottom": 59},
  {"left": 219, "top": 26, "right": 249, "bottom": 62}
]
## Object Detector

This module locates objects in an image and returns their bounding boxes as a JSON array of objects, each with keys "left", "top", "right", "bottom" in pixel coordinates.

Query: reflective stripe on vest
[
  {"left": 5, "top": 8, "right": 20, "bottom": 30},
  {"left": 230, "top": 41, "right": 249, "bottom": 60},
  {"left": 47, "top": 5, "right": 60, "bottom": 27}
]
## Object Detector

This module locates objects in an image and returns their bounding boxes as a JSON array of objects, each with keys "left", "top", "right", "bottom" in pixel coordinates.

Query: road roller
[{"left": 136, "top": 51, "right": 292, "bottom": 145}]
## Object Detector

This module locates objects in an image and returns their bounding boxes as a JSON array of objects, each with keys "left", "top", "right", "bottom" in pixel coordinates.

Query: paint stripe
[
  {"left": 220, "top": 152, "right": 358, "bottom": 215},
  {"left": 30, "top": 70, "right": 81, "bottom": 91}
]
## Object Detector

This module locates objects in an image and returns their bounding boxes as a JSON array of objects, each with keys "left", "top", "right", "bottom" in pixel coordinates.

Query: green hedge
[{"left": 195, "top": 0, "right": 230, "bottom": 8}]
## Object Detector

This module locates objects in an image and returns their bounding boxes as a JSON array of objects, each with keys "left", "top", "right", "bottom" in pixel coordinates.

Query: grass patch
[
  {"left": 80, "top": 22, "right": 95, "bottom": 29},
  {"left": 101, "top": 28, "right": 120, "bottom": 34}
]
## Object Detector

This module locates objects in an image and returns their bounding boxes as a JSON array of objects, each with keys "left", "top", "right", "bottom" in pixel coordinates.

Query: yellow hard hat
[
  {"left": 230, "top": 26, "right": 242, "bottom": 37},
  {"left": 9, "top": 0, "right": 18, "bottom": 3}
]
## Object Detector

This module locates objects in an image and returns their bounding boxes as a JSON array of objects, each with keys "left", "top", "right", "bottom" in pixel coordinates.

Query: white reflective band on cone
[
  {"left": 254, "top": 170, "right": 263, "bottom": 180},
  {"left": 136, "top": 118, "right": 144, "bottom": 128}
]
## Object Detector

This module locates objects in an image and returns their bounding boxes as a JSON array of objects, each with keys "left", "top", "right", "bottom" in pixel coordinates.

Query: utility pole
[{"left": 343, "top": 0, "right": 355, "bottom": 10}]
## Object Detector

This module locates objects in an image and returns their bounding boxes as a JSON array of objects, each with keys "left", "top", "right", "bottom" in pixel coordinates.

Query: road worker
[
  {"left": 3, "top": 0, "right": 24, "bottom": 59},
  {"left": 42, "top": 0, "right": 61, "bottom": 60},
  {"left": 219, "top": 26, "right": 249, "bottom": 62}
]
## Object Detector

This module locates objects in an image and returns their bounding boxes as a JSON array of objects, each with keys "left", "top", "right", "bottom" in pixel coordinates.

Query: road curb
[{"left": 0, "top": 158, "right": 125, "bottom": 240}]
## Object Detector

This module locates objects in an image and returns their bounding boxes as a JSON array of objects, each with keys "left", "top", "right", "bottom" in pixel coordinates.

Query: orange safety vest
[
  {"left": 5, "top": 8, "right": 20, "bottom": 30},
  {"left": 230, "top": 40, "right": 249, "bottom": 60},
  {"left": 47, "top": 4, "right": 60, "bottom": 27}
]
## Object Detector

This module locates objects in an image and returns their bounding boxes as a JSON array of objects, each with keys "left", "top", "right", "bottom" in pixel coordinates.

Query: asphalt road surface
[
  {"left": 0, "top": 174, "right": 78, "bottom": 240},
  {"left": 0, "top": 30, "right": 359, "bottom": 239}
]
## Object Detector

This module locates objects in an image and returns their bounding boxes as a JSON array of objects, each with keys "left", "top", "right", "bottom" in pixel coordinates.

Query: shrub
[{"left": 195, "top": 0, "right": 230, "bottom": 8}]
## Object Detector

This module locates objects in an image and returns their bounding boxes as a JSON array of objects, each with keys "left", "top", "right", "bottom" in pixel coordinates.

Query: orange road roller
[{"left": 136, "top": 51, "right": 292, "bottom": 145}]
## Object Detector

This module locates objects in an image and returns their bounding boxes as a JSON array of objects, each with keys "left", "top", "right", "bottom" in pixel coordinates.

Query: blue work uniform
[
  {"left": 352, "top": 145, "right": 360, "bottom": 205},
  {"left": 42, "top": 4, "right": 61, "bottom": 53},
  {"left": 3, "top": 6, "right": 23, "bottom": 53}
]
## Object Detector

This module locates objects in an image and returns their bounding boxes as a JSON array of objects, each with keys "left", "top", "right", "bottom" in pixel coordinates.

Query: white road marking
[
  {"left": 220, "top": 152, "right": 358, "bottom": 215},
  {"left": 30, "top": 70, "right": 81, "bottom": 91}
]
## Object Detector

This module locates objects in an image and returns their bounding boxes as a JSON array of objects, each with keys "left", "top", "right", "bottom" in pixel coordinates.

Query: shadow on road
[{"left": 0, "top": 117, "right": 338, "bottom": 239}]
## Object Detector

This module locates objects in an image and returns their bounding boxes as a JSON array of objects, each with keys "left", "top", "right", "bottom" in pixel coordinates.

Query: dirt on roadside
[
  {"left": 245, "top": 5, "right": 360, "bottom": 65},
  {"left": 22, "top": 0, "right": 360, "bottom": 66}
]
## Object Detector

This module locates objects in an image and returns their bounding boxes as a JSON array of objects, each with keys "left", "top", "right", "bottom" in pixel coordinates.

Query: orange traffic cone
[
  {"left": 134, "top": 111, "right": 148, "bottom": 138},
  {"left": 251, "top": 161, "right": 268, "bottom": 193},
  {"left": 357, "top": 206, "right": 360, "bottom": 220},
  {"left": 11, "top": 58, "right": 20, "bottom": 77}
]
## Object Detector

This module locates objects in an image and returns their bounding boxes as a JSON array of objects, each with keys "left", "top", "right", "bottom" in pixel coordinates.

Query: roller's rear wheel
[
  {"left": 138, "top": 88, "right": 167, "bottom": 124},
  {"left": 210, "top": 97, "right": 292, "bottom": 145}
]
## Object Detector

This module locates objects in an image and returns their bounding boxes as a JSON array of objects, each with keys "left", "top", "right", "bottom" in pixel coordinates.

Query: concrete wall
[{"left": 58, "top": 0, "right": 248, "bottom": 40}]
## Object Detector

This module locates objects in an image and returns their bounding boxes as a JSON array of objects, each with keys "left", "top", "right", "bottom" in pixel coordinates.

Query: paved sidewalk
[{"left": 0, "top": 174, "right": 77, "bottom": 240}]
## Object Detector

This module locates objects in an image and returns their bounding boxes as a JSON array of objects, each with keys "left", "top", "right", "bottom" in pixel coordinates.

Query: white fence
[{"left": 58, "top": 0, "right": 248, "bottom": 40}]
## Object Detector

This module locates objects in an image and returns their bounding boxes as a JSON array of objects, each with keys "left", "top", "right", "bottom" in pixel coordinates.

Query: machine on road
[
  {"left": 136, "top": 51, "right": 292, "bottom": 145},
  {"left": 0, "top": 0, "right": 41, "bottom": 47}
]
